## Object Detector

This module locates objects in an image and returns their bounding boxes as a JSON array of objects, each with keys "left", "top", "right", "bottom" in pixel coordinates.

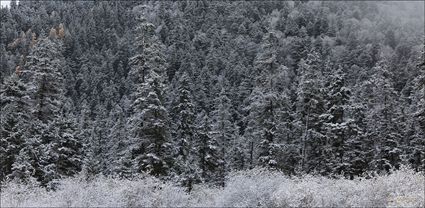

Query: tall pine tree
[{"left": 127, "top": 16, "right": 172, "bottom": 177}]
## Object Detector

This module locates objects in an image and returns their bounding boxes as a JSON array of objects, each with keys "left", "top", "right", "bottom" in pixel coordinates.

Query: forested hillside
[{"left": 0, "top": 0, "right": 424, "bottom": 191}]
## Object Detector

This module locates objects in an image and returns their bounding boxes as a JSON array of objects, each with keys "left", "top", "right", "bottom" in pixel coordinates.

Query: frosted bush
[
  {"left": 189, "top": 184, "right": 220, "bottom": 207},
  {"left": 0, "top": 175, "right": 190, "bottom": 207},
  {"left": 1, "top": 167, "right": 423, "bottom": 207},
  {"left": 270, "top": 166, "right": 424, "bottom": 207},
  {"left": 213, "top": 168, "right": 288, "bottom": 207}
]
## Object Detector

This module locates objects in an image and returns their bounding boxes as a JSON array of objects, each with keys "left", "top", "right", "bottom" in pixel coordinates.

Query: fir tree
[
  {"left": 130, "top": 73, "right": 172, "bottom": 176},
  {"left": 107, "top": 105, "right": 131, "bottom": 177},
  {"left": 54, "top": 114, "right": 83, "bottom": 177},
  {"left": 295, "top": 50, "right": 325, "bottom": 173},
  {"left": 367, "top": 61, "right": 403, "bottom": 172},
  {"left": 321, "top": 66, "right": 352, "bottom": 175},
  {"left": 407, "top": 49, "right": 425, "bottom": 171},
  {"left": 0, "top": 75, "right": 32, "bottom": 181},
  {"left": 196, "top": 111, "right": 223, "bottom": 185},
  {"left": 20, "top": 35, "right": 82, "bottom": 186},
  {"left": 128, "top": 16, "right": 165, "bottom": 86},
  {"left": 171, "top": 71, "right": 200, "bottom": 189},
  {"left": 343, "top": 104, "right": 371, "bottom": 178},
  {"left": 128, "top": 16, "right": 172, "bottom": 177},
  {"left": 211, "top": 87, "right": 237, "bottom": 185},
  {"left": 173, "top": 72, "right": 196, "bottom": 163},
  {"left": 22, "top": 36, "right": 65, "bottom": 123}
]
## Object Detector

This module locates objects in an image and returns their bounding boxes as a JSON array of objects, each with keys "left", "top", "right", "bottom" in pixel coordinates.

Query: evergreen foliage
[{"left": 0, "top": 1, "right": 423, "bottom": 187}]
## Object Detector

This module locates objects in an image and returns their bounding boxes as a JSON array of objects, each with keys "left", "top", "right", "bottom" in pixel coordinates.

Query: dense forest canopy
[{"left": 0, "top": 0, "right": 424, "bottom": 190}]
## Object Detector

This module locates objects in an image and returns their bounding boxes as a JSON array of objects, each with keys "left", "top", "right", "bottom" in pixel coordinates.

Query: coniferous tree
[
  {"left": 172, "top": 71, "right": 201, "bottom": 190},
  {"left": 407, "top": 49, "right": 425, "bottom": 171},
  {"left": 54, "top": 114, "right": 83, "bottom": 177},
  {"left": 196, "top": 111, "right": 223, "bottom": 185},
  {"left": 295, "top": 50, "right": 325, "bottom": 173},
  {"left": 172, "top": 72, "right": 196, "bottom": 163},
  {"left": 343, "top": 103, "right": 371, "bottom": 178},
  {"left": 108, "top": 105, "right": 131, "bottom": 177},
  {"left": 243, "top": 87, "right": 265, "bottom": 168},
  {"left": 0, "top": 75, "right": 32, "bottom": 181},
  {"left": 256, "top": 92, "right": 280, "bottom": 169},
  {"left": 19, "top": 35, "right": 82, "bottom": 186},
  {"left": 367, "top": 61, "right": 403, "bottom": 172},
  {"left": 22, "top": 36, "right": 64, "bottom": 123},
  {"left": 321, "top": 66, "right": 352, "bottom": 175},
  {"left": 211, "top": 86, "right": 237, "bottom": 186},
  {"left": 243, "top": 31, "right": 286, "bottom": 169},
  {"left": 130, "top": 72, "right": 172, "bottom": 176},
  {"left": 128, "top": 16, "right": 172, "bottom": 177},
  {"left": 9, "top": 135, "right": 40, "bottom": 184}
]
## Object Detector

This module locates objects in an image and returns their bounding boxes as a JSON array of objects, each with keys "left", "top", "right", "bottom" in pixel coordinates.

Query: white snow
[{"left": 1, "top": 166, "right": 423, "bottom": 207}]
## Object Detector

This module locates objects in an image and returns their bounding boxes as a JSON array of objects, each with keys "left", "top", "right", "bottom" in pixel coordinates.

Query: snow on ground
[{"left": 1, "top": 167, "right": 423, "bottom": 207}]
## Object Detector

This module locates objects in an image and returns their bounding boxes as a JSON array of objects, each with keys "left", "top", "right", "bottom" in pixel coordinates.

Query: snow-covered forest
[{"left": 0, "top": 1, "right": 424, "bottom": 206}]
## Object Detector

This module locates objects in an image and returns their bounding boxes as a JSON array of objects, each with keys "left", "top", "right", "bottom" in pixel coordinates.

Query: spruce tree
[
  {"left": 171, "top": 72, "right": 201, "bottom": 189},
  {"left": 9, "top": 138, "right": 40, "bottom": 184},
  {"left": 321, "top": 66, "right": 352, "bottom": 175},
  {"left": 128, "top": 16, "right": 172, "bottom": 177},
  {"left": 407, "top": 49, "right": 425, "bottom": 171},
  {"left": 211, "top": 87, "right": 237, "bottom": 185},
  {"left": 130, "top": 72, "right": 172, "bottom": 176},
  {"left": 22, "top": 36, "right": 65, "bottom": 123},
  {"left": 295, "top": 50, "right": 325, "bottom": 173},
  {"left": 343, "top": 104, "right": 371, "bottom": 178},
  {"left": 107, "top": 105, "right": 131, "bottom": 177},
  {"left": 172, "top": 72, "right": 196, "bottom": 163},
  {"left": 257, "top": 91, "right": 280, "bottom": 169},
  {"left": 196, "top": 111, "right": 224, "bottom": 185},
  {"left": 367, "top": 61, "right": 403, "bottom": 172},
  {"left": 54, "top": 114, "right": 83, "bottom": 177},
  {"left": 243, "top": 31, "right": 289, "bottom": 170},
  {"left": 0, "top": 75, "right": 32, "bottom": 181},
  {"left": 20, "top": 35, "right": 82, "bottom": 186}
]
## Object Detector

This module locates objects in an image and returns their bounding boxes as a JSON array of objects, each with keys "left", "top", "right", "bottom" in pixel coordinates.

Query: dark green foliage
[
  {"left": 0, "top": 75, "right": 31, "bottom": 181},
  {"left": 0, "top": 1, "right": 423, "bottom": 187}
]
